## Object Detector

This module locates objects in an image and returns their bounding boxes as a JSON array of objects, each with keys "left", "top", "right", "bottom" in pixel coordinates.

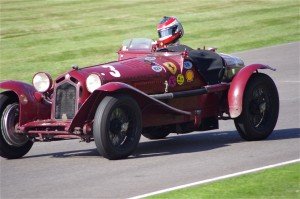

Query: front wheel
[
  {"left": 93, "top": 95, "right": 142, "bottom": 160},
  {"left": 0, "top": 93, "right": 33, "bottom": 159},
  {"left": 234, "top": 73, "right": 279, "bottom": 141}
]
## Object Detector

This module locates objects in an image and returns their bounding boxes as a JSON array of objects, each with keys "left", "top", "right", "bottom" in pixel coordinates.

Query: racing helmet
[{"left": 157, "top": 16, "right": 184, "bottom": 46}]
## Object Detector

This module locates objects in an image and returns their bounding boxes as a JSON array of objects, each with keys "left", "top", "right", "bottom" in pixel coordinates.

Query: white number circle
[{"left": 102, "top": 65, "right": 121, "bottom": 78}]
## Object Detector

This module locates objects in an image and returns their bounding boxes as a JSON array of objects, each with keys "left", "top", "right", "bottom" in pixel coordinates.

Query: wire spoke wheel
[
  {"left": 108, "top": 107, "right": 134, "bottom": 148},
  {"left": 0, "top": 94, "right": 33, "bottom": 159},
  {"left": 93, "top": 95, "right": 141, "bottom": 160},
  {"left": 234, "top": 73, "right": 279, "bottom": 141},
  {"left": 248, "top": 86, "right": 270, "bottom": 129},
  {"left": 2, "top": 103, "right": 28, "bottom": 147}
]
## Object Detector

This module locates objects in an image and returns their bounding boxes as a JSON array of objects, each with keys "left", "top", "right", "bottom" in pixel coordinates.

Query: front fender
[
  {"left": 0, "top": 80, "right": 51, "bottom": 125},
  {"left": 228, "top": 64, "right": 276, "bottom": 118},
  {"left": 69, "top": 82, "right": 192, "bottom": 131}
]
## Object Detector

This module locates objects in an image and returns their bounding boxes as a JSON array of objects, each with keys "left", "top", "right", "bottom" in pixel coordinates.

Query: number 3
[{"left": 102, "top": 65, "right": 121, "bottom": 77}]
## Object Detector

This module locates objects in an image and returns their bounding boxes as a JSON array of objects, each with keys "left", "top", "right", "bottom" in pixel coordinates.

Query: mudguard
[
  {"left": 228, "top": 64, "right": 276, "bottom": 118},
  {"left": 0, "top": 80, "right": 51, "bottom": 125},
  {"left": 69, "top": 82, "right": 192, "bottom": 131}
]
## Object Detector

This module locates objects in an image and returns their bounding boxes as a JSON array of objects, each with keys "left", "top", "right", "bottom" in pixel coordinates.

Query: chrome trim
[{"left": 51, "top": 76, "right": 80, "bottom": 121}]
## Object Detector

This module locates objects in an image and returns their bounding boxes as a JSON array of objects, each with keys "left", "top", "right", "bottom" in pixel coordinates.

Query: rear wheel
[
  {"left": 234, "top": 73, "right": 279, "bottom": 140},
  {"left": 93, "top": 95, "right": 142, "bottom": 160},
  {"left": 142, "top": 127, "right": 170, "bottom": 140},
  {"left": 0, "top": 93, "right": 33, "bottom": 159}
]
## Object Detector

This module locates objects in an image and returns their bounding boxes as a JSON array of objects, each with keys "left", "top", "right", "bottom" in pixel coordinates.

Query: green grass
[
  {"left": 0, "top": 0, "right": 299, "bottom": 82},
  {"left": 148, "top": 163, "right": 300, "bottom": 199}
]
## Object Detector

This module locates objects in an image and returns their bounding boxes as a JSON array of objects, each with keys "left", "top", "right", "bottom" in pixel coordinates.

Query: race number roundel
[
  {"left": 102, "top": 65, "right": 121, "bottom": 77},
  {"left": 177, "top": 74, "right": 185, "bottom": 85}
]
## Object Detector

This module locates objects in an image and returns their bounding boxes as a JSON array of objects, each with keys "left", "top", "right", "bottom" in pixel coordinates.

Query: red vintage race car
[{"left": 0, "top": 38, "right": 279, "bottom": 160}]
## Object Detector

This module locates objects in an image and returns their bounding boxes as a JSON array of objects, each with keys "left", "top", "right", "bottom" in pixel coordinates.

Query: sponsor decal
[
  {"left": 151, "top": 65, "right": 163, "bottom": 73},
  {"left": 176, "top": 74, "right": 185, "bottom": 85},
  {"left": 185, "top": 70, "right": 194, "bottom": 82},
  {"left": 144, "top": 56, "right": 156, "bottom": 61},
  {"left": 168, "top": 76, "right": 177, "bottom": 87},
  {"left": 163, "top": 62, "right": 177, "bottom": 75},
  {"left": 183, "top": 61, "right": 193, "bottom": 69}
]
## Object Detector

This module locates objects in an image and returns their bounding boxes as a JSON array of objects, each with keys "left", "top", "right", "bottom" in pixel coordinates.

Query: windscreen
[{"left": 121, "top": 38, "right": 154, "bottom": 51}]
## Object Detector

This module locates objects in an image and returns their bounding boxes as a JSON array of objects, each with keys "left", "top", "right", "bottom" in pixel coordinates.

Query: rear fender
[
  {"left": 228, "top": 64, "right": 276, "bottom": 118},
  {"left": 69, "top": 82, "right": 192, "bottom": 131},
  {"left": 0, "top": 80, "right": 51, "bottom": 125}
]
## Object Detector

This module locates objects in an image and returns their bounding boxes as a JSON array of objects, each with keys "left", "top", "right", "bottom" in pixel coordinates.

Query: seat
[{"left": 188, "top": 50, "right": 225, "bottom": 85}]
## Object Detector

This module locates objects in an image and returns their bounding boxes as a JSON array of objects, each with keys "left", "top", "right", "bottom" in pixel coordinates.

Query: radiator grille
[{"left": 55, "top": 82, "right": 76, "bottom": 119}]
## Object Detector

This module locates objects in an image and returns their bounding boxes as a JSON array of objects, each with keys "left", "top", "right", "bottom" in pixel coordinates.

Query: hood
[{"left": 56, "top": 52, "right": 185, "bottom": 94}]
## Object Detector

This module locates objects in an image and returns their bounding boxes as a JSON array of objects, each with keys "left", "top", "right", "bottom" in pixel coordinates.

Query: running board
[
  {"left": 150, "top": 88, "right": 207, "bottom": 100},
  {"left": 149, "top": 83, "right": 229, "bottom": 100}
]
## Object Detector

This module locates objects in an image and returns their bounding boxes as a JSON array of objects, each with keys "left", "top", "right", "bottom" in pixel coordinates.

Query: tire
[
  {"left": 0, "top": 93, "right": 33, "bottom": 159},
  {"left": 93, "top": 94, "right": 142, "bottom": 160},
  {"left": 142, "top": 127, "right": 170, "bottom": 140},
  {"left": 234, "top": 73, "right": 279, "bottom": 141}
]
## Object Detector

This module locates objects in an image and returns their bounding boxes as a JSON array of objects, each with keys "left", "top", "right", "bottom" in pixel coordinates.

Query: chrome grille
[{"left": 55, "top": 82, "right": 76, "bottom": 119}]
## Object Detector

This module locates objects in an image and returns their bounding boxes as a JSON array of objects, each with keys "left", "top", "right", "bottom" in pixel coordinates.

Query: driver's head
[{"left": 157, "top": 16, "right": 184, "bottom": 46}]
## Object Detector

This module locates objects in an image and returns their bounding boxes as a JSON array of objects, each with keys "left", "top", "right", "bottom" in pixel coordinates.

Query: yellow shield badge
[
  {"left": 163, "top": 62, "right": 177, "bottom": 75},
  {"left": 185, "top": 70, "right": 194, "bottom": 82}
]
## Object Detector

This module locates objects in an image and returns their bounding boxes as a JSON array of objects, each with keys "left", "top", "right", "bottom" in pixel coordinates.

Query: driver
[
  {"left": 156, "top": 16, "right": 224, "bottom": 85},
  {"left": 156, "top": 16, "right": 193, "bottom": 52}
]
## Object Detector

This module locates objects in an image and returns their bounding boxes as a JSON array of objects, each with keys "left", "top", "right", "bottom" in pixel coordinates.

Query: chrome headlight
[
  {"left": 33, "top": 72, "right": 52, "bottom": 93},
  {"left": 86, "top": 74, "right": 102, "bottom": 93}
]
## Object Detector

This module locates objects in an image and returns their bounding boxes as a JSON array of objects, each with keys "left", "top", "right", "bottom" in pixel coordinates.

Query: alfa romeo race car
[{"left": 0, "top": 38, "right": 279, "bottom": 160}]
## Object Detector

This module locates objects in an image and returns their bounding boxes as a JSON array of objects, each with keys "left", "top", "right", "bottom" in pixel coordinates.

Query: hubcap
[
  {"left": 108, "top": 107, "right": 132, "bottom": 147},
  {"left": 249, "top": 86, "right": 270, "bottom": 128},
  {"left": 1, "top": 103, "right": 28, "bottom": 146}
]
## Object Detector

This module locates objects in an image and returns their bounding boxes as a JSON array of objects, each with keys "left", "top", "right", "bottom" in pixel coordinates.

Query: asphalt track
[{"left": 1, "top": 42, "right": 299, "bottom": 199}]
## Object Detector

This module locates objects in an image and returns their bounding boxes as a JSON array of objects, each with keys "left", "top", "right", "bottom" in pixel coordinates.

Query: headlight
[
  {"left": 86, "top": 74, "right": 102, "bottom": 93},
  {"left": 33, "top": 72, "right": 52, "bottom": 93}
]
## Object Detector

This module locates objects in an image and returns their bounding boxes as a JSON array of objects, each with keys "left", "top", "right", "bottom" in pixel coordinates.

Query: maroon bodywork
[
  {"left": 0, "top": 81, "right": 51, "bottom": 126},
  {"left": 0, "top": 41, "right": 275, "bottom": 142}
]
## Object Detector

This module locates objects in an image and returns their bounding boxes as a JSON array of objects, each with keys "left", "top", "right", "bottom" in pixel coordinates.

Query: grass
[
  {"left": 148, "top": 163, "right": 300, "bottom": 199},
  {"left": 0, "top": 0, "right": 299, "bottom": 82}
]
